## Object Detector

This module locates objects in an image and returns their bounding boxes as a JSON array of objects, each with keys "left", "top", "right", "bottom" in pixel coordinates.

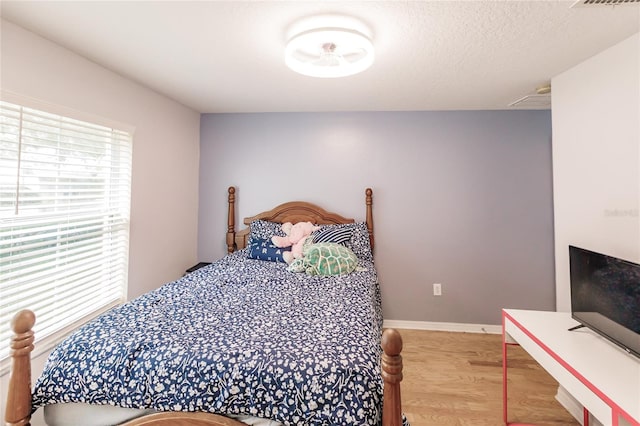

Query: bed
[{"left": 5, "top": 187, "right": 405, "bottom": 426}]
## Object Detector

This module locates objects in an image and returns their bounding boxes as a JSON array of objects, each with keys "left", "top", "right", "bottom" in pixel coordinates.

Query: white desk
[{"left": 502, "top": 309, "right": 640, "bottom": 426}]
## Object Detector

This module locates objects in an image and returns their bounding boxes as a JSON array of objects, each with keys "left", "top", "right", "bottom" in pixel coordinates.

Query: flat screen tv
[{"left": 569, "top": 245, "right": 640, "bottom": 358}]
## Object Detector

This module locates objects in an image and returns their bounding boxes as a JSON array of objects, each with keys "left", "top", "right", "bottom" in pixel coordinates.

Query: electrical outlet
[{"left": 433, "top": 283, "right": 442, "bottom": 296}]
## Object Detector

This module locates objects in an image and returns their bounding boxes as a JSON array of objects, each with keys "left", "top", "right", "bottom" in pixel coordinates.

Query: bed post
[
  {"left": 5, "top": 310, "right": 36, "bottom": 426},
  {"left": 226, "top": 187, "right": 236, "bottom": 254},
  {"left": 381, "top": 328, "right": 403, "bottom": 426},
  {"left": 365, "top": 188, "right": 374, "bottom": 250}
]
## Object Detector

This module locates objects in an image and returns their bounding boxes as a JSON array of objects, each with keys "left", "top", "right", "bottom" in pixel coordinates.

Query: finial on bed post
[
  {"left": 5, "top": 310, "right": 36, "bottom": 426},
  {"left": 381, "top": 328, "right": 403, "bottom": 426},
  {"left": 227, "top": 187, "right": 236, "bottom": 253},
  {"left": 365, "top": 188, "right": 374, "bottom": 250}
]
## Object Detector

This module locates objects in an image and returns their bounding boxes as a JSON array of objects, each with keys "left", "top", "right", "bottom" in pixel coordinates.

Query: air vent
[
  {"left": 508, "top": 94, "right": 551, "bottom": 109},
  {"left": 571, "top": 0, "right": 640, "bottom": 7}
]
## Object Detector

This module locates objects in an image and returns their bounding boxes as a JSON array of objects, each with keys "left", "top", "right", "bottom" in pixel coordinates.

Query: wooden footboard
[
  {"left": 5, "top": 310, "right": 404, "bottom": 426},
  {"left": 5, "top": 310, "right": 35, "bottom": 426}
]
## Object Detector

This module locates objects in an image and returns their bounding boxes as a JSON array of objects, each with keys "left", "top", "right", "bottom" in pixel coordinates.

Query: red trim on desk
[
  {"left": 503, "top": 314, "right": 509, "bottom": 424},
  {"left": 503, "top": 310, "right": 639, "bottom": 426},
  {"left": 503, "top": 314, "right": 507, "bottom": 424},
  {"left": 583, "top": 407, "right": 590, "bottom": 426}
]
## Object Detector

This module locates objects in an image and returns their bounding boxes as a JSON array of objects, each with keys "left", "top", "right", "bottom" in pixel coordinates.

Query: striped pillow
[{"left": 312, "top": 226, "right": 353, "bottom": 246}]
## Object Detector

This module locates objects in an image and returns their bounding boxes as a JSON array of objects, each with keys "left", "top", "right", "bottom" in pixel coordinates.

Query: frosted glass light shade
[{"left": 285, "top": 28, "right": 374, "bottom": 78}]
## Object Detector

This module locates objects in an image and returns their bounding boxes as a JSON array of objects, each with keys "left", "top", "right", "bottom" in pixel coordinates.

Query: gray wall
[{"left": 198, "top": 110, "right": 554, "bottom": 325}]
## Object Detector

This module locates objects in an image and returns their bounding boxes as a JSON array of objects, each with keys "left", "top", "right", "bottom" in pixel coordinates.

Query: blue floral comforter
[{"left": 32, "top": 250, "right": 386, "bottom": 425}]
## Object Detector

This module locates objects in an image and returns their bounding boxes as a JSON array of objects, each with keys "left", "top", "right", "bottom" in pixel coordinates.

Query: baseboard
[{"left": 383, "top": 319, "right": 502, "bottom": 334}]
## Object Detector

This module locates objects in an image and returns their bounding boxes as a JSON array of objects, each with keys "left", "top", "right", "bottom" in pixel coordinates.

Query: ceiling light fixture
[{"left": 285, "top": 15, "right": 374, "bottom": 78}]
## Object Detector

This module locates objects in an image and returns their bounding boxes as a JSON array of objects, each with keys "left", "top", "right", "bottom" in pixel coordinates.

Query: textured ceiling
[{"left": 1, "top": 1, "right": 638, "bottom": 113}]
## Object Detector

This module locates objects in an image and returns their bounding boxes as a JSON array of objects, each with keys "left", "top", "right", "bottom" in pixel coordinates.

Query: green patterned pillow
[
  {"left": 287, "top": 257, "right": 307, "bottom": 273},
  {"left": 299, "top": 242, "right": 358, "bottom": 276}
]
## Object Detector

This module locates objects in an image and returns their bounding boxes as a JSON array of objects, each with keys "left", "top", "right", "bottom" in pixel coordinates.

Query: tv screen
[{"left": 569, "top": 245, "right": 640, "bottom": 358}]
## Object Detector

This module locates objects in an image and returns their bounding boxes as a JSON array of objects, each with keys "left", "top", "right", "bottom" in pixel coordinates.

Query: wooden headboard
[{"left": 226, "top": 187, "right": 374, "bottom": 253}]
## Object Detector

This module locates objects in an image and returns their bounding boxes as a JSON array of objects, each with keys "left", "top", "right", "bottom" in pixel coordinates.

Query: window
[{"left": 0, "top": 100, "right": 132, "bottom": 363}]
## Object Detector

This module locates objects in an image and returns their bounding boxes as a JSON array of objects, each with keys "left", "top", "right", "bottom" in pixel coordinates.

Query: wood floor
[{"left": 397, "top": 329, "right": 580, "bottom": 426}]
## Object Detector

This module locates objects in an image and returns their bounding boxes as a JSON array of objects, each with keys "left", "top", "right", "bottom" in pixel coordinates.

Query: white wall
[
  {"left": 552, "top": 32, "right": 640, "bottom": 313},
  {"left": 1, "top": 19, "right": 201, "bottom": 297},
  {"left": 1, "top": 20, "right": 201, "bottom": 424}
]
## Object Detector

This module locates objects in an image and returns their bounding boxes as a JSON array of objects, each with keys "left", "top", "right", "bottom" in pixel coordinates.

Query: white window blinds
[{"left": 0, "top": 100, "right": 132, "bottom": 362}]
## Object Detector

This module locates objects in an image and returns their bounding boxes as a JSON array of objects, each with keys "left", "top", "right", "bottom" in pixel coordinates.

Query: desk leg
[
  {"left": 503, "top": 315, "right": 523, "bottom": 424},
  {"left": 503, "top": 313, "right": 536, "bottom": 426},
  {"left": 503, "top": 338, "right": 523, "bottom": 425},
  {"left": 583, "top": 407, "right": 590, "bottom": 426},
  {"left": 503, "top": 327, "right": 508, "bottom": 425}
]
